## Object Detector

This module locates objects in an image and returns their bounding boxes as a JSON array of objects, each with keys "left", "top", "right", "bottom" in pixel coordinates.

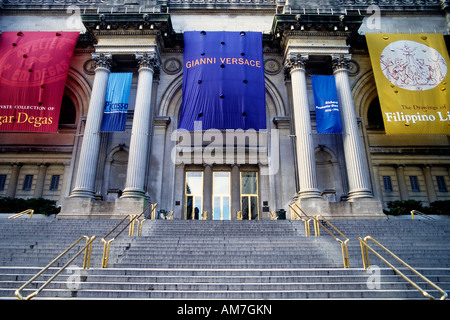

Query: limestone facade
[{"left": 0, "top": 1, "right": 449, "bottom": 219}]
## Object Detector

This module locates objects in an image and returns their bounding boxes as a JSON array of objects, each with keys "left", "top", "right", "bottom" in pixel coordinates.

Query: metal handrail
[
  {"left": 289, "top": 204, "right": 312, "bottom": 237},
  {"left": 270, "top": 211, "right": 278, "bottom": 220},
  {"left": 290, "top": 203, "right": 349, "bottom": 267},
  {"left": 101, "top": 203, "right": 157, "bottom": 268},
  {"left": 15, "top": 235, "right": 96, "bottom": 300},
  {"left": 358, "top": 236, "right": 448, "bottom": 300},
  {"left": 8, "top": 209, "right": 34, "bottom": 219},
  {"left": 411, "top": 210, "right": 434, "bottom": 220},
  {"left": 314, "top": 214, "right": 350, "bottom": 268}
]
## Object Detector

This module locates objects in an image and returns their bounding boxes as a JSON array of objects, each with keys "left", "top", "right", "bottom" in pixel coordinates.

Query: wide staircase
[{"left": 0, "top": 216, "right": 449, "bottom": 299}]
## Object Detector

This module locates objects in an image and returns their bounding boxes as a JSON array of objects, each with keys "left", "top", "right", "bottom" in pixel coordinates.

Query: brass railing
[
  {"left": 289, "top": 204, "right": 311, "bottom": 237},
  {"left": 358, "top": 236, "right": 448, "bottom": 300},
  {"left": 411, "top": 210, "right": 434, "bottom": 220},
  {"left": 290, "top": 203, "right": 349, "bottom": 268},
  {"left": 101, "top": 203, "right": 157, "bottom": 268},
  {"left": 314, "top": 214, "right": 350, "bottom": 268},
  {"left": 15, "top": 235, "right": 96, "bottom": 300},
  {"left": 270, "top": 211, "right": 278, "bottom": 220},
  {"left": 8, "top": 209, "right": 34, "bottom": 219}
]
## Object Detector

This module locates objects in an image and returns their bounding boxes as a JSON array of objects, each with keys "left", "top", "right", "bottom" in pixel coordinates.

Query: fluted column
[
  {"left": 333, "top": 54, "right": 372, "bottom": 200},
  {"left": 121, "top": 53, "right": 159, "bottom": 198},
  {"left": 285, "top": 54, "right": 321, "bottom": 198},
  {"left": 71, "top": 53, "right": 112, "bottom": 198}
]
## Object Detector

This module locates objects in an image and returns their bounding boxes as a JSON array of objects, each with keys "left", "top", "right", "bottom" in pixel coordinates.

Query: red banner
[{"left": 0, "top": 31, "right": 79, "bottom": 132}]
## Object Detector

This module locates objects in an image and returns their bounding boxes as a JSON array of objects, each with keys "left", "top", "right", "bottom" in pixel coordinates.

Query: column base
[
  {"left": 298, "top": 188, "right": 322, "bottom": 199},
  {"left": 120, "top": 187, "right": 147, "bottom": 199},
  {"left": 347, "top": 188, "right": 373, "bottom": 201},
  {"left": 70, "top": 188, "right": 96, "bottom": 199}
]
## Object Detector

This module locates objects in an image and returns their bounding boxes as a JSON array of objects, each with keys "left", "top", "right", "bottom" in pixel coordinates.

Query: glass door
[
  {"left": 185, "top": 171, "right": 203, "bottom": 220},
  {"left": 240, "top": 172, "right": 259, "bottom": 220},
  {"left": 213, "top": 172, "right": 231, "bottom": 220}
]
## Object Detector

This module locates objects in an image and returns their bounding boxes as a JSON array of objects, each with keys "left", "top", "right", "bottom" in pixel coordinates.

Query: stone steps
[{"left": 0, "top": 218, "right": 449, "bottom": 300}]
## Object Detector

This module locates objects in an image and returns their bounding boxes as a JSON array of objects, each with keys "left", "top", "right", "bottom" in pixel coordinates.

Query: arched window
[
  {"left": 367, "top": 97, "right": 384, "bottom": 130},
  {"left": 58, "top": 94, "right": 76, "bottom": 126}
]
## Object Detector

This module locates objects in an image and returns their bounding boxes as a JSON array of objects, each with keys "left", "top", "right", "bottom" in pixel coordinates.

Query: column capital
[
  {"left": 284, "top": 53, "right": 309, "bottom": 73},
  {"left": 135, "top": 52, "right": 160, "bottom": 72},
  {"left": 92, "top": 52, "right": 112, "bottom": 71},
  {"left": 332, "top": 54, "right": 352, "bottom": 72}
]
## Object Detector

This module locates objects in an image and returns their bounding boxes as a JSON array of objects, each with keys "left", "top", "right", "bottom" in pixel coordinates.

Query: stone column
[
  {"left": 423, "top": 165, "right": 437, "bottom": 203},
  {"left": 231, "top": 165, "right": 241, "bottom": 220},
  {"left": 285, "top": 54, "right": 321, "bottom": 199},
  {"left": 6, "top": 163, "right": 22, "bottom": 198},
  {"left": 34, "top": 163, "right": 49, "bottom": 198},
  {"left": 332, "top": 54, "right": 373, "bottom": 200},
  {"left": 71, "top": 53, "right": 112, "bottom": 198},
  {"left": 395, "top": 165, "right": 409, "bottom": 200},
  {"left": 121, "top": 53, "right": 159, "bottom": 198},
  {"left": 203, "top": 165, "right": 212, "bottom": 220}
]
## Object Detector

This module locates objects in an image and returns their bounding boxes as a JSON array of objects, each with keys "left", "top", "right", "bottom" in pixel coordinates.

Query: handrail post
[
  {"left": 358, "top": 237, "right": 370, "bottom": 270},
  {"left": 304, "top": 219, "right": 310, "bottom": 237},
  {"left": 313, "top": 218, "right": 320, "bottom": 236},
  {"left": 101, "top": 238, "right": 114, "bottom": 268},
  {"left": 341, "top": 239, "right": 350, "bottom": 268},
  {"left": 100, "top": 203, "right": 157, "bottom": 268},
  {"left": 82, "top": 235, "right": 96, "bottom": 269},
  {"left": 128, "top": 215, "right": 137, "bottom": 236}
]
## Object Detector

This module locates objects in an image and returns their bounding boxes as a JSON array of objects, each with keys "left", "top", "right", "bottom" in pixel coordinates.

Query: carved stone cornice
[{"left": 82, "top": 13, "right": 176, "bottom": 48}]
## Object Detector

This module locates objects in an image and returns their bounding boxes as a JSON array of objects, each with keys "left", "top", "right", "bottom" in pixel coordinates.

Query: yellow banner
[{"left": 366, "top": 33, "right": 450, "bottom": 135}]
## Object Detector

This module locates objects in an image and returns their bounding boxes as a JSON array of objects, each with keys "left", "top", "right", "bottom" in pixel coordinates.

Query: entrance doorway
[
  {"left": 213, "top": 172, "right": 231, "bottom": 220},
  {"left": 185, "top": 171, "right": 203, "bottom": 220},
  {"left": 241, "top": 172, "right": 259, "bottom": 220}
]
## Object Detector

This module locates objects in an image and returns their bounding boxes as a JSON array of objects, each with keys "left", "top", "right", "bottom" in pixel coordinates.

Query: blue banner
[
  {"left": 101, "top": 73, "right": 133, "bottom": 132},
  {"left": 311, "top": 75, "right": 342, "bottom": 134},
  {"left": 179, "top": 31, "right": 266, "bottom": 131}
]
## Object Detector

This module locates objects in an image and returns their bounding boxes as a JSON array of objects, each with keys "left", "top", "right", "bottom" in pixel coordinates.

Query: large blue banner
[
  {"left": 179, "top": 31, "right": 266, "bottom": 131},
  {"left": 311, "top": 75, "right": 342, "bottom": 134},
  {"left": 101, "top": 73, "right": 133, "bottom": 132}
]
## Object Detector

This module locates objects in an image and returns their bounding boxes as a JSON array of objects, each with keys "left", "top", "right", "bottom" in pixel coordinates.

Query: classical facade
[{"left": 0, "top": 0, "right": 449, "bottom": 219}]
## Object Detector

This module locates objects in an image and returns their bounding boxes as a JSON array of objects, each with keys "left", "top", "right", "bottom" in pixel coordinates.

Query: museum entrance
[
  {"left": 240, "top": 172, "right": 259, "bottom": 220},
  {"left": 213, "top": 172, "right": 231, "bottom": 220},
  {"left": 185, "top": 171, "right": 203, "bottom": 220},
  {"left": 184, "top": 169, "right": 259, "bottom": 220}
]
